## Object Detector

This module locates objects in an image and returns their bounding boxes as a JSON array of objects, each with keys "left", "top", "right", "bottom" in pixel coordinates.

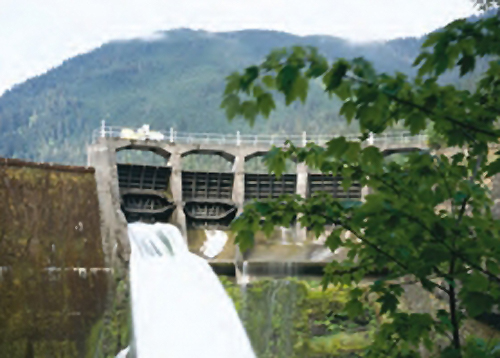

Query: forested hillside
[{"left": 0, "top": 10, "right": 493, "bottom": 164}]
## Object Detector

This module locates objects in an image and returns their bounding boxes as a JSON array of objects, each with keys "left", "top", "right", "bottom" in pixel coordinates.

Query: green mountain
[{"left": 0, "top": 11, "right": 493, "bottom": 165}]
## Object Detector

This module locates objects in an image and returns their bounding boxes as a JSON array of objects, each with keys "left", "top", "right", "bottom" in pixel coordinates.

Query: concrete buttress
[
  {"left": 295, "top": 162, "right": 308, "bottom": 242},
  {"left": 168, "top": 151, "right": 187, "bottom": 240}
]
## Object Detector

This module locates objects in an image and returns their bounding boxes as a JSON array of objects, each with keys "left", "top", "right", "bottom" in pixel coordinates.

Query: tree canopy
[
  {"left": 222, "top": 8, "right": 500, "bottom": 358},
  {"left": 473, "top": 0, "right": 500, "bottom": 10}
]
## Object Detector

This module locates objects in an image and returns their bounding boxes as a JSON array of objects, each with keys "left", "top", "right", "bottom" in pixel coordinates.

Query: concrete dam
[{"left": 87, "top": 125, "right": 428, "bottom": 276}]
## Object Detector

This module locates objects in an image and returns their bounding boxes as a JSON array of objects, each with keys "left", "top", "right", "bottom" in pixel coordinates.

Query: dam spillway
[{"left": 116, "top": 164, "right": 363, "bottom": 226}]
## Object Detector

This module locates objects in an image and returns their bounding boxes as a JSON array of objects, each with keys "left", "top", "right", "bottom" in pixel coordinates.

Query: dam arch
[
  {"left": 115, "top": 147, "right": 174, "bottom": 224},
  {"left": 180, "top": 150, "right": 234, "bottom": 173},
  {"left": 115, "top": 143, "right": 171, "bottom": 164}
]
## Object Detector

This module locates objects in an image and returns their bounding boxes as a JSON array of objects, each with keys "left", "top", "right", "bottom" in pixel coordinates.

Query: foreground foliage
[{"left": 222, "top": 8, "right": 500, "bottom": 358}]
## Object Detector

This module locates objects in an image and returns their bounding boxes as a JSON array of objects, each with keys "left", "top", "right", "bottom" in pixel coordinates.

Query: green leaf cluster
[{"left": 224, "top": 11, "right": 500, "bottom": 358}]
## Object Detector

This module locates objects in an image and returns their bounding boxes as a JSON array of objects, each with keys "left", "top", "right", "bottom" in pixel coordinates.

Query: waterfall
[
  {"left": 238, "top": 261, "right": 299, "bottom": 358},
  {"left": 126, "top": 222, "right": 255, "bottom": 358}
]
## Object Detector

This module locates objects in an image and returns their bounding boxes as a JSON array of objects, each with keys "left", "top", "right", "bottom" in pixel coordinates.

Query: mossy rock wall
[{"left": 0, "top": 159, "right": 131, "bottom": 357}]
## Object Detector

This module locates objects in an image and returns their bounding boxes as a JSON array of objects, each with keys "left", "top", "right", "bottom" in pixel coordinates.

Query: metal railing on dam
[{"left": 91, "top": 123, "right": 428, "bottom": 148}]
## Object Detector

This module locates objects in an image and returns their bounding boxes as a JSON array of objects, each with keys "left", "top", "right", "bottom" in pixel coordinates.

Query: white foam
[
  {"left": 200, "top": 230, "right": 228, "bottom": 258},
  {"left": 116, "top": 347, "right": 130, "bottom": 358}
]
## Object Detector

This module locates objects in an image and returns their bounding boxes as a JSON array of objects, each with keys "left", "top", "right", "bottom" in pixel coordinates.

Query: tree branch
[
  {"left": 334, "top": 220, "right": 450, "bottom": 294},
  {"left": 449, "top": 256, "right": 461, "bottom": 353},
  {"left": 364, "top": 158, "right": 500, "bottom": 286},
  {"left": 345, "top": 73, "right": 498, "bottom": 140}
]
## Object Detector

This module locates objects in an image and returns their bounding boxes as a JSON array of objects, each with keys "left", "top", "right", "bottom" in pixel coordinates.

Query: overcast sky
[{"left": 0, "top": 0, "right": 479, "bottom": 94}]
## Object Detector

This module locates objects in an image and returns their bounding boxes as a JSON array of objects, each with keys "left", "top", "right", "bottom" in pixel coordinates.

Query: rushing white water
[
  {"left": 239, "top": 261, "right": 250, "bottom": 286},
  {"left": 200, "top": 229, "right": 228, "bottom": 258},
  {"left": 116, "top": 347, "right": 130, "bottom": 358},
  {"left": 127, "top": 222, "right": 255, "bottom": 358}
]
